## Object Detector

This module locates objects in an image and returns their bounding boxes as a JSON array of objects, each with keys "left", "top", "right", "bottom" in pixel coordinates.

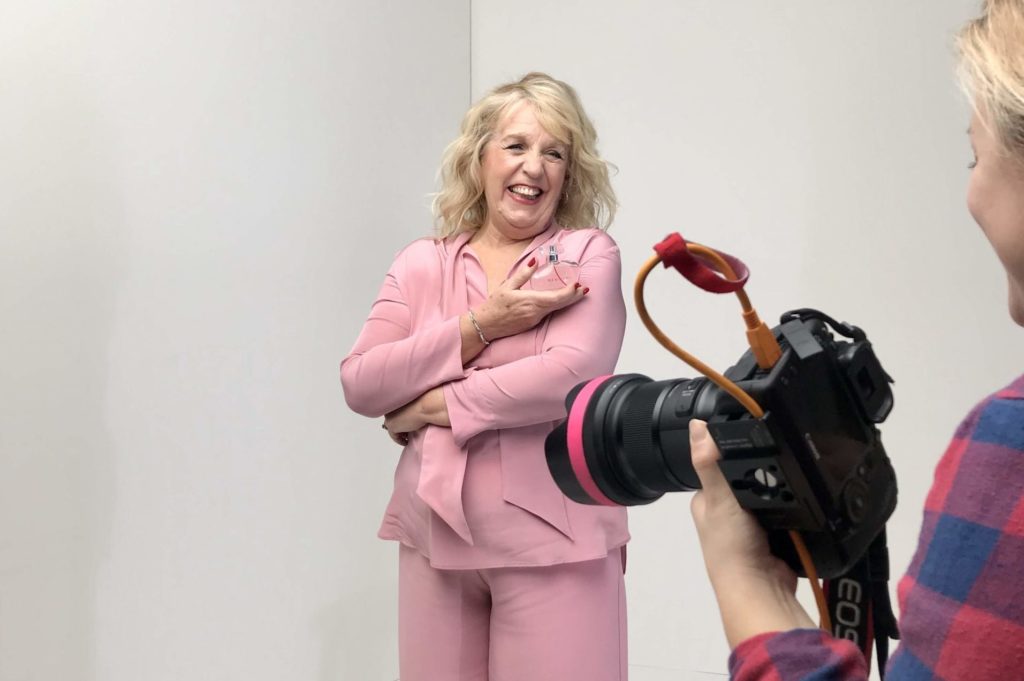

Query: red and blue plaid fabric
[{"left": 729, "top": 375, "right": 1024, "bottom": 680}]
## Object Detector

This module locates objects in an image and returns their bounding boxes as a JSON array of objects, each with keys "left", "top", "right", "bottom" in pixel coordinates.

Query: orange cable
[
  {"left": 635, "top": 245, "right": 829, "bottom": 633},
  {"left": 789, "top": 530, "right": 832, "bottom": 631},
  {"left": 634, "top": 255, "right": 764, "bottom": 418}
]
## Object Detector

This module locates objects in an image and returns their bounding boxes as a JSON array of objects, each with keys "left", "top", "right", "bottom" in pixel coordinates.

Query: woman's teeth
[{"left": 509, "top": 185, "right": 541, "bottom": 197}]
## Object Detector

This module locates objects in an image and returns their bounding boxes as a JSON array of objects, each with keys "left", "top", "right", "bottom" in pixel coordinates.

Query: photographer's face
[{"left": 967, "top": 110, "right": 1024, "bottom": 325}]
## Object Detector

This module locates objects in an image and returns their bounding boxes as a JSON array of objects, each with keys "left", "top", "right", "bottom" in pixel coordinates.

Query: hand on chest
[{"left": 465, "top": 246, "right": 546, "bottom": 368}]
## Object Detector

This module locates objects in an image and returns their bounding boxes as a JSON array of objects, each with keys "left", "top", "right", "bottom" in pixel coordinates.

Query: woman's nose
[{"left": 521, "top": 151, "right": 542, "bottom": 176}]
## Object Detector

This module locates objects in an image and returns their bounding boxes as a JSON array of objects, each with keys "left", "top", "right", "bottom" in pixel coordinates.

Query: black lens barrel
[{"left": 545, "top": 373, "right": 712, "bottom": 506}]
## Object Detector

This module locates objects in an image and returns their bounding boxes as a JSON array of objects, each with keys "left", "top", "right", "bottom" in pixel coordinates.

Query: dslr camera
[{"left": 546, "top": 299, "right": 898, "bottom": 580}]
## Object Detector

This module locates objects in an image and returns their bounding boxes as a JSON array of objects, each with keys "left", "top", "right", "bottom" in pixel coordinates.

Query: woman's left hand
[{"left": 384, "top": 387, "right": 451, "bottom": 441}]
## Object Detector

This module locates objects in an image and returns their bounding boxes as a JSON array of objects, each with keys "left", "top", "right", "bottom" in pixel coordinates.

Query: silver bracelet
[{"left": 467, "top": 308, "right": 490, "bottom": 345}]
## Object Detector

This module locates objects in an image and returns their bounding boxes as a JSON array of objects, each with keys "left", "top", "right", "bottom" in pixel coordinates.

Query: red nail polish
[
  {"left": 574, "top": 282, "right": 581, "bottom": 289},
  {"left": 527, "top": 257, "right": 536, "bottom": 267},
  {"left": 583, "top": 287, "right": 590, "bottom": 295}
]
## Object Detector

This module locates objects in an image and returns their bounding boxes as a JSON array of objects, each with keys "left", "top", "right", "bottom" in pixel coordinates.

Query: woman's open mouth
[{"left": 508, "top": 184, "right": 544, "bottom": 204}]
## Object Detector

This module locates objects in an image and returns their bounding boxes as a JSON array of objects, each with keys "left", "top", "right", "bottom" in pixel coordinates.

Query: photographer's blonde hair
[
  {"left": 433, "top": 73, "right": 617, "bottom": 238},
  {"left": 957, "top": 0, "right": 1024, "bottom": 164}
]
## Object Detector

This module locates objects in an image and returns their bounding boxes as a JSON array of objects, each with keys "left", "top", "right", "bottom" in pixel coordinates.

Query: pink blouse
[{"left": 341, "top": 223, "right": 629, "bottom": 569}]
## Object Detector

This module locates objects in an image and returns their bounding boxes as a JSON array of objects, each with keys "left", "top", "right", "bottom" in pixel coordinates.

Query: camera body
[{"left": 545, "top": 309, "right": 897, "bottom": 579}]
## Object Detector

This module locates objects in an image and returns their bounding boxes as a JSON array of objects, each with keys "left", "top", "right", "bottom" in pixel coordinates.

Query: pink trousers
[{"left": 398, "top": 545, "right": 628, "bottom": 681}]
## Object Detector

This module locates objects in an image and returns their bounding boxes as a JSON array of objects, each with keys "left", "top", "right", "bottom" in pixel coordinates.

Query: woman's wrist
[
  {"left": 467, "top": 308, "right": 491, "bottom": 345},
  {"left": 459, "top": 312, "right": 489, "bottom": 364},
  {"left": 418, "top": 387, "right": 451, "bottom": 427},
  {"left": 470, "top": 305, "right": 505, "bottom": 342}
]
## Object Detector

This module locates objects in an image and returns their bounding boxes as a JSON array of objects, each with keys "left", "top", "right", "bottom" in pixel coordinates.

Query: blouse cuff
[{"left": 443, "top": 372, "right": 495, "bottom": 447}]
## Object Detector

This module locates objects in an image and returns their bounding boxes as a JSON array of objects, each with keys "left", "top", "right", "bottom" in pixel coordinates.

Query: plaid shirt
[{"left": 729, "top": 375, "right": 1024, "bottom": 680}]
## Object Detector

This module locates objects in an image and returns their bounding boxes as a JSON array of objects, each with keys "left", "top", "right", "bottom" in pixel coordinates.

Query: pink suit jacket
[{"left": 341, "top": 224, "right": 629, "bottom": 568}]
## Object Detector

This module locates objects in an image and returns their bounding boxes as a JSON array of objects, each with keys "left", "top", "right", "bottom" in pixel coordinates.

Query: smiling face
[
  {"left": 967, "top": 109, "right": 1024, "bottom": 325},
  {"left": 477, "top": 101, "right": 568, "bottom": 244}
]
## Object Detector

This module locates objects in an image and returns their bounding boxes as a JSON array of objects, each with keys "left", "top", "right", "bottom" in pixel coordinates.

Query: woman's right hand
[{"left": 472, "top": 258, "right": 588, "bottom": 341}]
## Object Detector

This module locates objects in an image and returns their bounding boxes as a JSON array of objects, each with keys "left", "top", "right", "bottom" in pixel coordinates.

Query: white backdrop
[
  {"left": 0, "top": 2, "right": 468, "bottom": 680},
  {"left": 472, "top": 1, "right": 1014, "bottom": 679},
  {"left": 2, "top": 1, "right": 1017, "bottom": 681}
]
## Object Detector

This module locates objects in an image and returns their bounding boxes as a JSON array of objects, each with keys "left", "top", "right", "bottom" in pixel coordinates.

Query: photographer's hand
[{"left": 689, "top": 420, "right": 815, "bottom": 648}]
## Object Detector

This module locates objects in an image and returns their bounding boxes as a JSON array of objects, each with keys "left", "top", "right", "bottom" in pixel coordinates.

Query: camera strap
[
  {"left": 653, "top": 233, "right": 750, "bottom": 293},
  {"left": 824, "top": 530, "right": 900, "bottom": 679}
]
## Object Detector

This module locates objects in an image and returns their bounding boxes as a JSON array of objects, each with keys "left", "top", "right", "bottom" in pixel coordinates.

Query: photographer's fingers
[{"left": 689, "top": 420, "right": 732, "bottom": 499}]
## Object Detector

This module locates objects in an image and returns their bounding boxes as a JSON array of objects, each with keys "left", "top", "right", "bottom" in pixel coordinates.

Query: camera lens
[{"left": 545, "top": 374, "right": 711, "bottom": 506}]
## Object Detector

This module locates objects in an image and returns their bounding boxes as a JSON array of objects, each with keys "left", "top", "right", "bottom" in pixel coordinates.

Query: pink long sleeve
[
  {"left": 340, "top": 243, "right": 466, "bottom": 417},
  {"left": 443, "top": 240, "right": 626, "bottom": 447}
]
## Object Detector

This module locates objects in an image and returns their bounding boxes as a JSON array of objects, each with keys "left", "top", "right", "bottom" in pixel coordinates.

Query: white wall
[
  {"left": 471, "top": 1, "right": 1009, "bottom": 679},
  {"left": 0, "top": 2, "right": 468, "bottom": 680},
  {"left": 3, "top": 2, "right": 1016, "bottom": 681}
]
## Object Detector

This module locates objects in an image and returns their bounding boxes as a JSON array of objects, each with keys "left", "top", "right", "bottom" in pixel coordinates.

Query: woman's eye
[
  {"left": 546, "top": 150, "right": 564, "bottom": 160},
  {"left": 505, "top": 143, "right": 524, "bottom": 151}
]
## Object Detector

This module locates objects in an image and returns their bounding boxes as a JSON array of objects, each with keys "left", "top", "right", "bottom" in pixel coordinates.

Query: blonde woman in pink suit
[{"left": 341, "top": 73, "right": 629, "bottom": 681}]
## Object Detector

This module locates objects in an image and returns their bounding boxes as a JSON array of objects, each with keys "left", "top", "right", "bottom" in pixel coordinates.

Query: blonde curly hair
[
  {"left": 957, "top": 0, "right": 1024, "bottom": 164},
  {"left": 433, "top": 72, "right": 617, "bottom": 237}
]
